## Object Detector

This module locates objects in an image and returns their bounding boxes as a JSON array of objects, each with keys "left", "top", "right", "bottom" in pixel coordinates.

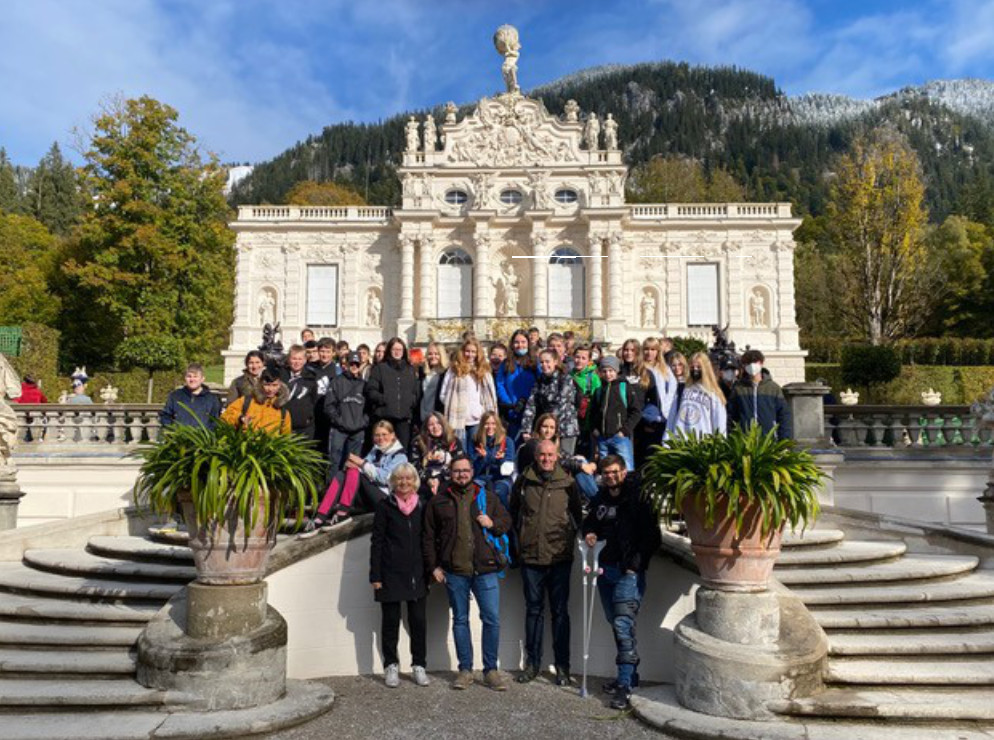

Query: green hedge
[
  {"left": 807, "top": 364, "right": 994, "bottom": 404},
  {"left": 804, "top": 337, "right": 994, "bottom": 366},
  {"left": 7, "top": 322, "right": 61, "bottom": 399}
]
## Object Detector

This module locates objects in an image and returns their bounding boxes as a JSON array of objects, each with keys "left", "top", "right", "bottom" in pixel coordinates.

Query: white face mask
[{"left": 745, "top": 363, "right": 762, "bottom": 377}]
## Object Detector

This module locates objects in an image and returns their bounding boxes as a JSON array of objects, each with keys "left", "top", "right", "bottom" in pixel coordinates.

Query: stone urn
[
  {"left": 921, "top": 388, "right": 942, "bottom": 406},
  {"left": 839, "top": 388, "right": 860, "bottom": 405}
]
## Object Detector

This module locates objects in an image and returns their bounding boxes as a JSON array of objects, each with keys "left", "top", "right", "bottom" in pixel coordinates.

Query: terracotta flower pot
[
  {"left": 682, "top": 494, "right": 783, "bottom": 592},
  {"left": 178, "top": 491, "right": 277, "bottom": 585}
]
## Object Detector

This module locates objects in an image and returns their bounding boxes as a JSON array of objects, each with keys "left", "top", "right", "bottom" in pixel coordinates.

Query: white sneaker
[
  {"left": 384, "top": 663, "right": 400, "bottom": 688},
  {"left": 412, "top": 665, "right": 430, "bottom": 686}
]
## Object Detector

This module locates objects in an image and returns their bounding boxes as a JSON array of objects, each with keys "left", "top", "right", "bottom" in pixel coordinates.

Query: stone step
[
  {"left": 777, "top": 555, "right": 979, "bottom": 586},
  {"left": 0, "top": 679, "right": 334, "bottom": 740},
  {"left": 770, "top": 686, "right": 994, "bottom": 721},
  {"left": 0, "top": 620, "right": 141, "bottom": 648},
  {"left": 0, "top": 563, "right": 181, "bottom": 602},
  {"left": 812, "top": 601, "right": 994, "bottom": 629},
  {"left": 828, "top": 627, "right": 994, "bottom": 655},
  {"left": 145, "top": 526, "right": 189, "bottom": 546},
  {"left": 790, "top": 571, "right": 994, "bottom": 606},
  {"left": 776, "top": 540, "right": 907, "bottom": 567},
  {"left": 23, "top": 550, "right": 197, "bottom": 583},
  {"left": 827, "top": 656, "right": 994, "bottom": 685},
  {"left": 0, "top": 678, "right": 189, "bottom": 708},
  {"left": 781, "top": 529, "right": 846, "bottom": 548},
  {"left": 0, "top": 647, "right": 135, "bottom": 676},
  {"left": 87, "top": 536, "right": 193, "bottom": 564},
  {"left": 0, "top": 593, "right": 159, "bottom": 624}
]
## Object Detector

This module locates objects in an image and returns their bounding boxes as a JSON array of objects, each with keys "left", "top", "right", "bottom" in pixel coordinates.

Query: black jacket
[
  {"left": 422, "top": 481, "right": 512, "bottom": 576},
  {"left": 159, "top": 386, "right": 221, "bottom": 428},
  {"left": 590, "top": 378, "right": 643, "bottom": 438},
  {"left": 366, "top": 360, "right": 421, "bottom": 423},
  {"left": 582, "top": 474, "right": 662, "bottom": 573},
  {"left": 280, "top": 368, "right": 319, "bottom": 438},
  {"left": 324, "top": 371, "right": 368, "bottom": 433},
  {"left": 370, "top": 495, "right": 427, "bottom": 603}
]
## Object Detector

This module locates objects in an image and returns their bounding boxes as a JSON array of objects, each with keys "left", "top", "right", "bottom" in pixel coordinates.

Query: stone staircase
[{"left": 771, "top": 527, "right": 994, "bottom": 723}]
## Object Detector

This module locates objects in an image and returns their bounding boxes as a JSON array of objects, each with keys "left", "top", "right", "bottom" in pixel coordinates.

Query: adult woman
[
  {"left": 226, "top": 350, "right": 266, "bottom": 403},
  {"left": 470, "top": 411, "right": 515, "bottom": 508},
  {"left": 636, "top": 337, "right": 679, "bottom": 465},
  {"left": 301, "top": 421, "right": 408, "bottom": 534},
  {"left": 495, "top": 329, "right": 537, "bottom": 441},
  {"left": 411, "top": 412, "right": 463, "bottom": 496},
  {"left": 366, "top": 337, "right": 421, "bottom": 451},
  {"left": 515, "top": 413, "right": 598, "bottom": 501},
  {"left": 440, "top": 337, "right": 498, "bottom": 450},
  {"left": 669, "top": 352, "right": 727, "bottom": 437},
  {"left": 419, "top": 342, "right": 447, "bottom": 424},
  {"left": 370, "top": 463, "right": 430, "bottom": 688},
  {"left": 520, "top": 349, "right": 579, "bottom": 454}
]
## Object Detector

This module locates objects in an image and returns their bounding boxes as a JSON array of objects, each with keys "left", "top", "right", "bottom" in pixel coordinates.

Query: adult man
[
  {"left": 726, "top": 349, "right": 791, "bottom": 440},
  {"left": 510, "top": 440, "right": 583, "bottom": 686},
  {"left": 581, "top": 455, "right": 662, "bottom": 710},
  {"left": 159, "top": 363, "right": 221, "bottom": 428},
  {"left": 279, "top": 346, "right": 318, "bottom": 439},
  {"left": 423, "top": 453, "right": 511, "bottom": 691}
]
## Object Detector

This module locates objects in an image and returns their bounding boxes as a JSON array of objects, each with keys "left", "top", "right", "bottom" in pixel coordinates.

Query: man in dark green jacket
[
  {"left": 726, "top": 349, "right": 792, "bottom": 440},
  {"left": 509, "top": 440, "right": 584, "bottom": 686}
]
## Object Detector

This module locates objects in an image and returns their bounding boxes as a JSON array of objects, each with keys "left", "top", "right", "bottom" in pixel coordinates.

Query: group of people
[{"left": 156, "top": 326, "right": 792, "bottom": 709}]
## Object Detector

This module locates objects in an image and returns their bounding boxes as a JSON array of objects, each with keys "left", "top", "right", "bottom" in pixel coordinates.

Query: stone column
[
  {"left": 418, "top": 235, "right": 433, "bottom": 319},
  {"left": 399, "top": 235, "right": 415, "bottom": 322},
  {"left": 782, "top": 381, "right": 830, "bottom": 447},
  {"left": 587, "top": 235, "right": 604, "bottom": 319},
  {"left": 473, "top": 230, "right": 491, "bottom": 319},
  {"left": 0, "top": 473, "right": 23, "bottom": 530},
  {"left": 531, "top": 231, "right": 548, "bottom": 318},
  {"left": 606, "top": 232, "right": 623, "bottom": 321}
]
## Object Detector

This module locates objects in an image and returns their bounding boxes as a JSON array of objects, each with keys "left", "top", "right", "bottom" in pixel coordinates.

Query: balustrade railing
[
  {"left": 12, "top": 405, "right": 162, "bottom": 450},
  {"left": 237, "top": 205, "right": 393, "bottom": 222},
  {"left": 628, "top": 202, "right": 792, "bottom": 220},
  {"left": 824, "top": 405, "right": 994, "bottom": 449}
]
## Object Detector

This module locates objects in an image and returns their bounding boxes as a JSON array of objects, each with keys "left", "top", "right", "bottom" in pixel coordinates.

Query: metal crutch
[{"left": 577, "top": 537, "right": 606, "bottom": 698}]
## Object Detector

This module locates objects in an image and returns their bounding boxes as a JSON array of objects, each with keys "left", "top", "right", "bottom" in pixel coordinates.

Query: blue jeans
[
  {"left": 597, "top": 565, "right": 646, "bottom": 688},
  {"left": 460, "top": 425, "right": 479, "bottom": 455},
  {"left": 574, "top": 472, "right": 599, "bottom": 503},
  {"left": 327, "top": 428, "right": 363, "bottom": 474},
  {"left": 597, "top": 435, "right": 635, "bottom": 472},
  {"left": 444, "top": 571, "right": 501, "bottom": 672},
  {"left": 521, "top": 561, "right": 572, "bottom": 670}
]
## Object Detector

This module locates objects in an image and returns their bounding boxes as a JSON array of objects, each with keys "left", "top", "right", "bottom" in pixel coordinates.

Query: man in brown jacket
[
  {"left": 423, "top": 453, "right": 512, "bottom": 691},
  {"left": 509, "top": 440, "right": 584, "bottom": 686}
]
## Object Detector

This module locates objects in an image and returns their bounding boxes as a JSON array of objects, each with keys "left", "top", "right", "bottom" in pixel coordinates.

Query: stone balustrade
[
  {"left": 13, "top": 404, "right": 163, "bottom": 449},
  {"left": 628, "top": 202, "right": 792, "bottom": 220},
  {"left": 236, "top": 205, "right": 393, "bottom": 222},
  {"left": 824, "top": 404, "right": 994, "bottom": 448}
]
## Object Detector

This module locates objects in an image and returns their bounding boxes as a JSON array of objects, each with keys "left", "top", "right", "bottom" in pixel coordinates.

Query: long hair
[
  {"left": 451, "top": 337, "right": 489, "bottom": 382},
  {"left": 383, "top": 336, "right": 409, "bottom": 366},
  {"left": 619, "top": 338, "right": 651, "bottom": 389},
  {"left": 537, "top": 348, "right": 565, "bottom": 377},
  {"left": 420, "top": 411, "right": 456, "bottom": 447},
  {"left": 504, "top": 328, "right": 535, "bottom": 373},
  {"left": 473, "top": 410, "right": 507, "bottom": 449},
  {"left": 532, "top": 412, "right": 560, "bottom": 443},
  {"left": 667, "top": 351, "right": 688, "bottom": 382},
  {"left": 689, "top": 351, "right": 726, "bottom": 404},
  {"left": 425, "top": 341, "right": 448, "bottom": 374},
  {"left": 643, "top": 336, "right": 675, "bottom": 384}
]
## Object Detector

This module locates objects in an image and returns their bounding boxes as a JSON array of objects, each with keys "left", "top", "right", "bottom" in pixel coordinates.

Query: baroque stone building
[{"left": 224, "top": 31, "right": 804, "bottom": 384}]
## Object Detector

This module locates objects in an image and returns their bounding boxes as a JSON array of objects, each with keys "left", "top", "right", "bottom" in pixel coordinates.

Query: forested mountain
[{"left": 229, "top": 62, "right": 994, "bottom": 223}]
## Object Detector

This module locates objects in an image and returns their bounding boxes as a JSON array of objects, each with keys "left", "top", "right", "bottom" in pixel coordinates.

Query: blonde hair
[
  {"left": 619, "top": 338, "right": 651, "bottom": 389},
  {"left": 473, "top": 411, "right": 507, "bottom": 448},
  {"left": 451, "top": 337, "right": 489, "bottom": 382},
  {"left": 425, "top": 341, "right": 448, "bottom": 372},
  {"left": 688, "top": 352, "right": 726, "bottom": 404},
  {"left": 389, "top": 462, "right": 420, "bottom": 489},
  {"left": 372, "top": 419, "right": 396, "bottom": 436},
  {"left": 643, "top": 337, "right": 675, "bottom": 383}
]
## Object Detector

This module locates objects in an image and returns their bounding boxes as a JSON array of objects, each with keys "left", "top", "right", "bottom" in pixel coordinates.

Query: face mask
[
  {"left": 591, "top": 351, "right": 601, "bottom": 362},
  {"left": 514, "top": 348, "right": 528, "bottom": 357},
  {"left": 690, "top": 368, "right": 702, "bottom": 381},
  {"left": 722, "top": 370, "right": 736, "bottom": 383},
  {"left": 745, "top": 363, "right": 762, "bottom": 377}
]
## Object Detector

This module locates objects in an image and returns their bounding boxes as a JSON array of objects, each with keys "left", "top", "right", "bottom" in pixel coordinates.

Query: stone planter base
[{"left": 0, "top": 479, "right": 23, "bottom": 531}]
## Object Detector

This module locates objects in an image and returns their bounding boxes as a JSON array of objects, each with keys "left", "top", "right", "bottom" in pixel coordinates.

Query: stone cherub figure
[{"left": 493, "top": 25, "right": 521, "bottom": 94}]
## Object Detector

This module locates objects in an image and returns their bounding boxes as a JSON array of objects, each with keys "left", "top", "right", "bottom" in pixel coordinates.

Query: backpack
[{"left": 475, "top": 487, "right": 511, "bottom": 576}]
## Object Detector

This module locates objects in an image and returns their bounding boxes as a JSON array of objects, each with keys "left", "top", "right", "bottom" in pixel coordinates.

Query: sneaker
[
  {"left": 554, "top": 666, "right": 571, "bottom": 687},
  {"left": 610, "top": 685, "right": 632, "bottom": 710},
  {"left": 412, "top": 665, "right": 430, "bottom": 686},
  {"left": 602, "top": 673, "right": 639, "bottom": 694},
  {"left": 296, "top": 518, "right": 325, "bottom": 540},
  {"left": 484, "top": 670, "right": 508, "bottom": 692},
  {"left": 384, "top": 663, "right": 400, "bottom": 688},
  {"left": 452, "top": 670, "right": 474, "bottom": 690},
  {"left": 515, "top": 664, "right": 540, "bottom": 684}
]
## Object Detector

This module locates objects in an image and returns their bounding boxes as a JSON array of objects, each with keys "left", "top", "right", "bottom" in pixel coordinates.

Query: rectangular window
[
  {"left": 687, "top": 263, "right": 719, "bottom": 326},
  {"left": 306, "top": 265, "right": 338, "bottom": 326}
]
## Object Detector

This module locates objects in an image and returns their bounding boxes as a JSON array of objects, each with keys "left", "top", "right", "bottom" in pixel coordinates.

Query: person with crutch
[
  {"left": 577, "top": 531, "right": 605, "bottom": 698},
  {"left": 580, "top": 454, "right": 662, "bottom": 710}
]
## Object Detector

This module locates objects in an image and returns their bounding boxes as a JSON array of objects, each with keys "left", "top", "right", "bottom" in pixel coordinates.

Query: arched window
[
  {"left": 437, "top": 248, "right": 473, "bottom": 318},
  {"left": 548, "top": 247, "right": 585, "bottom": 318}
]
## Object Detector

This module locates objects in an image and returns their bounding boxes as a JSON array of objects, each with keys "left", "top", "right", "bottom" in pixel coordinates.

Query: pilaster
[
  {"left": 587, "top": 234, "right": 604, "bottom": 319},
  {"left": 531, "top": 228, "right": 548, "bottom": 318},
  {"left": 473, "top": 229, "right": 491, "bottom": 318},
  {"left": 418, "top": 234, "right": 434, "bottom": 319}
]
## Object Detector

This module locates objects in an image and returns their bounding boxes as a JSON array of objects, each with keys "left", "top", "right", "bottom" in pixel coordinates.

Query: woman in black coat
[
  {"left": 370, "top": 462, "right": 429, "bottom": 688},
  {"left": 365, "top": 337, "right": 421, "bottom": 451}
]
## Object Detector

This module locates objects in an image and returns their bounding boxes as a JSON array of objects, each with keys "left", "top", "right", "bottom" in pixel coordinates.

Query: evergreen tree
[
  {"left": 0, "top": 148, "right": 22, "bottom": 214},
  {"left": 26, "top": 142, "right": 83, "bottom": 236}
]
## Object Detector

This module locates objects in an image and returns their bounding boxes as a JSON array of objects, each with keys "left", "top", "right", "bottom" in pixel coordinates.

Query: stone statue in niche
[
  {"left": 583, "top": 114, "right": 600, "bottom": 151},
  {"left": 563, "top": 99, "right": 580, "bottom": 123},
  {"left": 640, "top": 289, "right": 657, "bottom": 329},
  {"left": 528, "top": 170, "right": 550, "bottom": 209},
  {"left": 492, "top": 260, "right": 521, "bottom": 317},
  {"left": 493, "top": 24, "right": 521, "bottom": 94},
  {"left": 423, "top": 115, "right": 437, "bottom": 152},
  {"left": 405, "top": 116, "right": 420, "bottom": 153},
  {"left": 366, "top": 289, "right": 383, "bottom": 327},
  {"left": 603, "top": 113, "right": 619, "bottom": 150},
  {"left": 472, "top": 173, "right": 494, "bottom": 209},
  {"left": 750, "top": 287, "right": 769, "bottom": 328},
  {"left": 257, "top": 288, "right": 277, "bottom": 327},
  {"left": 444, "top": 101, "right": 458, "bottom": 124}
]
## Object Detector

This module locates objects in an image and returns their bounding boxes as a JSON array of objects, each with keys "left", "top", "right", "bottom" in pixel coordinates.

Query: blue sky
[{"left": 2, "top": 0, "right": 993, "bottom": 166}]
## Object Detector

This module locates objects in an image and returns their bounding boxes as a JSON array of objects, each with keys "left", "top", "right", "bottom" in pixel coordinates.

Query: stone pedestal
[
  {"left": 0, "top": 478, "right": 24, "bottom": 531},
  {"left": 674, "top": 587, "right": 827, "bottom": 721},
  {"left": 187, "top": 581, "right": 268, "bottom": 640},
  {"left": 783, "top": 382, "right": 830, "bottom": 447},
  {"left": 979, "top": 481, "right": 994, "bottom": 536}
]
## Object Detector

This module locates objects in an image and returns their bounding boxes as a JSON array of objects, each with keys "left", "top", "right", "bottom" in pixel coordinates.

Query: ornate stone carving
[
  {"left": 257, "top": 286, "right": 278, "bottom": 327},
  {"left": 528, "top": 170, "right": 551, "bottom": 209},
  {"left": 563, "top": 99, "right": 580, "bottom": 123},
  {"left": 366, "top": 288, "right": 383, "bottom": 327},
  {"left": 749, "top": 286, "right": 771, "bottom": 328},
  {"left": 444, "top": 102, "right": 458, "bottom": 124},
  {"left": 405, "top": 116, "right": 420, "bottom": 153},
  {"left": 492, "top": 257, "right": 521, "bottom": 317},
  {"left": 473, "top": 232, "right": 492, "bottom": 252},
  {"left": 472, "top": 173, "right": 494, "bottom": 209},
  {"left": 746, "top": 249, "right": 775, "bottom": 278},
  {"left": 493, "top": 25, "right": 521, "bottom": 94},
  {"left": 607, "top": 171, "right": 624, "bottom": 195},
  {"left": 0, "top": 354, "right": 20, "bottom": 484},
  {"left": 403, "top": 173, "right": 432, "bottom": 208},
  {"left": 583, "top": 114, "right": 601, "bottom": 150},
  {"left": 603, "top": 113, "right": 619, "bottom": 150},
  {"left": 640, "top": 289, "right": 657, "bottom": 328},
  {"left": 422, "top": 115, "right": 437, "bottom": 152}
]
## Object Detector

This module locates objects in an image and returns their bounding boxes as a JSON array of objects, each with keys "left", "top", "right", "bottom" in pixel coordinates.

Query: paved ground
[{"left": 263, "top": 672, "right": 674, "bottom": 740}]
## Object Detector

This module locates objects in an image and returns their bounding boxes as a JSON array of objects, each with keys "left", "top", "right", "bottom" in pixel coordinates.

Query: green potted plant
[
  {"left": 643, "top": 425, "right": 824, "bottom": 592},
  {"left": 133, "top": 419, "right": 325, "bottom": 584}
]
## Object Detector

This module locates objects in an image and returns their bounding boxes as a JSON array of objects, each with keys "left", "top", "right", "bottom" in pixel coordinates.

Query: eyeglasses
[{"left": 451, "top": 467, "right": 472, "bottom": 476}]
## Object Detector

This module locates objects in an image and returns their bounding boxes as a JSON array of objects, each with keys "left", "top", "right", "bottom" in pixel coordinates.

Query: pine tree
[
  {"left": 0, "top": 148, "right": 22, "bottom": 214},
  {"left": 26, "top": 142, "right": 83, "bottom": 236}
]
